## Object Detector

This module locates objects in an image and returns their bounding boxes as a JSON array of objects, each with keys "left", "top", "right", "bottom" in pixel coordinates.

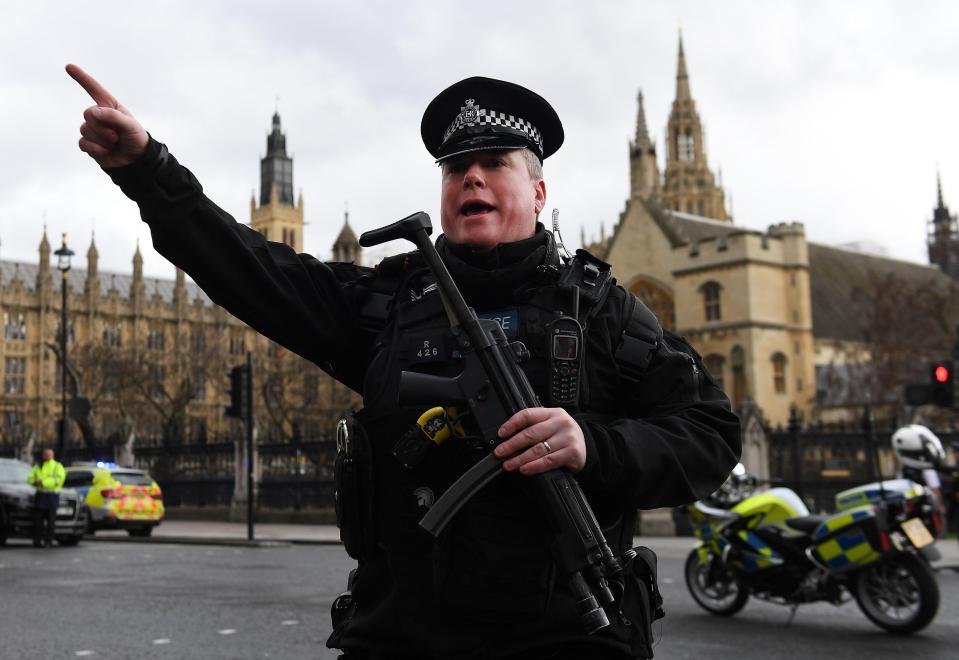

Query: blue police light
[{"left": 95, "top": 461, "right": 118, "bottom": 469}]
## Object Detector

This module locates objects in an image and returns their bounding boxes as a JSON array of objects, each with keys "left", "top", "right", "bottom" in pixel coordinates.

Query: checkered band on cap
[{"left": 442, "top": 99, "right": 544, "bottom": 155}]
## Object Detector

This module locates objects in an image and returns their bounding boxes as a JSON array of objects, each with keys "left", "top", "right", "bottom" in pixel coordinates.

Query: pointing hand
[{"left": 66, "top": 64, "right": 149, "bottom": 168}]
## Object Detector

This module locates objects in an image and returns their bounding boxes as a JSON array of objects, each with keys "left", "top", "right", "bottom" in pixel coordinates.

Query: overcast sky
[{"left": 1, "top": 0, "right": 957, "bottom": 280}]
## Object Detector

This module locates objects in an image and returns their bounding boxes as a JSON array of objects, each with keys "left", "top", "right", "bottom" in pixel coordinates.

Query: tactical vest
[{"left": 334, "top": 248, "right": 664, "bottom": 650}]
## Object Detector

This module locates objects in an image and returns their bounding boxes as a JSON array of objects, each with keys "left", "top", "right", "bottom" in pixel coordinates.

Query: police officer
[
  {"left": 27, "top": 448, "right": 65, "bottom": 548},
  {"left": 68, "top": 65, "right": 741, "bottom": 659}
]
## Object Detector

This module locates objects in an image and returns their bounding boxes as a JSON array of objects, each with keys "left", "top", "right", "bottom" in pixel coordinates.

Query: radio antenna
[{"left": 551, "top": 209, "right": 573, "bottom": 261}]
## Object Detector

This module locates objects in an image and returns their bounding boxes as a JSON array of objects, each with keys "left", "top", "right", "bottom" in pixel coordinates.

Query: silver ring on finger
[{"left": 542, "top": 440, "right": 552, "bottom": 454}]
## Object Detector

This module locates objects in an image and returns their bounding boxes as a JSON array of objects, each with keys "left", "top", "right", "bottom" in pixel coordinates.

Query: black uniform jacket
[{"left": 107, "top": 137, "right": 741, "bottom": 658}]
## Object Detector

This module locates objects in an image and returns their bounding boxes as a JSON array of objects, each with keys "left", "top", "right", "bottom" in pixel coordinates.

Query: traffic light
[
  {"left": 225, "top": 365, "right": 249, "bottom": 419},
  {"left": 929, "top": 361, "right": 954, "bottom": 408},
  {"left": 906, "top": 361, "right": 956, "bottom": 408}
]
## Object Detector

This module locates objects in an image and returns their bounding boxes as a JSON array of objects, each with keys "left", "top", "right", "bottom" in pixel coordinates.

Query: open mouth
[{"left": 461, "top": 202, "right": 495, "bottom": 216}]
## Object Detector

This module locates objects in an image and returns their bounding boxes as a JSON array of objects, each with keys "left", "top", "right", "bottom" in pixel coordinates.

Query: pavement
[{"left": 86, "top": 521, "right": 959, "bottom": 570}]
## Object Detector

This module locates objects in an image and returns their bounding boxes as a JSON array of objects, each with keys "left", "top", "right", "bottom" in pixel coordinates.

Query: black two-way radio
[{"left": 547, "top": 316, "right": 583, "bottom": 407}]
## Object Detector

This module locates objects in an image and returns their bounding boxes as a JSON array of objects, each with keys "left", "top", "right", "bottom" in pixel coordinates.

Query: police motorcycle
[{"left": 684, "top": 458, "right": 941, "bottom": 634}]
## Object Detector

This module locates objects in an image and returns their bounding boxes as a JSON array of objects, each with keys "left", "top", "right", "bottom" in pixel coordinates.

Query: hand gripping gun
[{"left": 359, "top": 212, "right": 626, "bottom": 634}]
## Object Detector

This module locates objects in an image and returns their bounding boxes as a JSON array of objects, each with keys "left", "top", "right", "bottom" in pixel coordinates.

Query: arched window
[
  {"left": 704, "top": 354, "right": 725, "bottom": 391},
  {"left": 700, "top": 281, "right": 722, "bottom": 322},
  {"left": 628, "top": 277, "right": 676, "bottom": 332},
  {"left": 677, "top": 130, "right": 695, "bottom": 161},
  {"left": 730, "top": 345, "right": 746, "bottom": 409},
  {"left": 772, "top": 352, "right": 787, "bottom": 394}
]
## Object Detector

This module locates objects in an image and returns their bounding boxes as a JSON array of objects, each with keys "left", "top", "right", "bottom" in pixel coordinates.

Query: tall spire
[
  {"left": 662, "top": 31, "right": 729, "bottom": 220},
  {"left": 928, "top": 169, "right": 959, "bottom": 281},
  {"left": 634, "top": 90, "right": 652, "bottom": 149},
  {"left": 676, "top": 31, "right": 691, "bottom": 102},
  {"left": 937, "top": 168, "right": 945, "bottom": 210}
]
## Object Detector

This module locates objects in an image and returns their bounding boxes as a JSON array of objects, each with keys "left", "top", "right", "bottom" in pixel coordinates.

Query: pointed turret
[
  {"left": 85, "top": 233, "right": 99, "bottom": 299},
  {"left": 131, "top": 241, "right": 145, "bottom": 308},
  {"left": 37, "top": 227, "right": 52, "bottom": 292},
  {"left": 174, "top": 267, "right": 187, "bottom": 310},
  {"left": 332, "top": 208, "right": 361, "bottom": 264},
  {"left": 928, "top": 170, "right": 959, "bottom": 281},
  {"left": 634, "top": 90, "right": 652, "bottom": 150},
  {"left": 629, "top": 90, "right": 661, "bottom": 200}
]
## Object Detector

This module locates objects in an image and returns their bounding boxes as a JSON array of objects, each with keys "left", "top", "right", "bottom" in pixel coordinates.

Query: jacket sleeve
[
  {"left": 53, "top": 463, "right": 66, "bottom": 490},
  {"left": 104, "top": 137, "right": 375, "bottom": 392},
  {"left": 574, "top": 289, "right": 741, "bottom": 509}
]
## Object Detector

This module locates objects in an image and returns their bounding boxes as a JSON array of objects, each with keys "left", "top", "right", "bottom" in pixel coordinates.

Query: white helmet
[{"left": 891, "top": 425, "right": 945, "bottom": 469}]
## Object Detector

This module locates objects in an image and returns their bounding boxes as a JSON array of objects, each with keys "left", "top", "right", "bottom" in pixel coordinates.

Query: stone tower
[
  {"left": 928, "top": 172, "right": 959, "bottom": 281},
  {"left": 250, "top": 112, "right": 305, "bottom": 252},
  {"left": 661, "top": 34, "right": 729, "bottom": 220},
  {"left": 629, "top": 90, "right": 660, "bottom": 201}
]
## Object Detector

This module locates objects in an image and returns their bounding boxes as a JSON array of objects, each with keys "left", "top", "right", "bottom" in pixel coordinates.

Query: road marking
[
  {"left": 144, "top": 554, "right": 153, "bottom": 559},
  {"left": 72, "top": 558, "right": 81, "bottom": 563},
  {"left": 280, "top": 620, "right": 299, "bottom": 626},
  {"left": 218, "top": 629, "right": 237, "bottom": 636},
  {"left": 75, "top": 651, "right": 95, "bottom": 657},
  {"left": 152, "top": 639, "right": 171, "bottom": 645}
]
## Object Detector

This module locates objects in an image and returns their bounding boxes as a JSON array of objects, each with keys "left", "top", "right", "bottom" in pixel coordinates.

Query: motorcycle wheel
[
  {"left": 684, "top": 548, "right": 748, "bottom": 616},
  {"left": 853, "top": 553, "right": 940, "bottom": 634}
]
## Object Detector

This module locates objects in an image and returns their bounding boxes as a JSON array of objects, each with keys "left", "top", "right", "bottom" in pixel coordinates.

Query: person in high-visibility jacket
[{"left": 27, "top": 448, "right": 66, "bottom": 548}]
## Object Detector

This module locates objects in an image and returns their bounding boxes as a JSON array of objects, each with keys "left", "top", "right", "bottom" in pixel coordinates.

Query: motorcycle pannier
[{"left": 810, "top": 505, "right": 887, "bottom": 572}]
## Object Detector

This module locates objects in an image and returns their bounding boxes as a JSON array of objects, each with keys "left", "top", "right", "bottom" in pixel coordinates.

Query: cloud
[{"left": 1, "top": 0, "right": 957, "bottom": 279}]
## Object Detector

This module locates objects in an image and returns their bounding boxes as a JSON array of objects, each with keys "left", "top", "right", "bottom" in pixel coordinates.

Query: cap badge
[{"left": 459, "top": 98, "right": 479, "bottom": 126}]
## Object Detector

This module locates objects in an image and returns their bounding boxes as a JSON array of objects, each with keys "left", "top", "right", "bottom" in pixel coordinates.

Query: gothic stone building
[
  {"left": 0, "top": 114, "right": 360, "bottom": 453},
  {"left": 591, "top": 36, "right": 959, "bottom": 443}
]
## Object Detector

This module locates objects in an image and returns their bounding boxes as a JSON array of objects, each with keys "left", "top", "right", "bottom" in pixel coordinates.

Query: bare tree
[
  {"left": 257, "top": 342, "right": 357, "bottom": 444},
  {"left": 825, "top": 269, "right": 959, "bottom": 421}
]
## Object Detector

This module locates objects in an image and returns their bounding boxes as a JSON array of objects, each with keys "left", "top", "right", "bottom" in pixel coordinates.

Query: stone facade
[
  {"left": 0, "top": 114, "right": 360, "bottom": 453},
  {"left": 593, "top": 35, "right": 958, "bottom": 432}
]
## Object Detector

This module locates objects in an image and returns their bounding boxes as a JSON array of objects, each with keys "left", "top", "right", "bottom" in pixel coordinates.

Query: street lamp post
[{"left": 54, "top": 234, "right": 74, "bottom": 458}]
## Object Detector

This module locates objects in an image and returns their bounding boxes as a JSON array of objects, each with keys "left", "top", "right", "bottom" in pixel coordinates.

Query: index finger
[
  {"left": 65, "top": 63, "right": 119, "bottom": 109},
  {"left": 498, "top": 407, "right": 550, "bottom": 438}
]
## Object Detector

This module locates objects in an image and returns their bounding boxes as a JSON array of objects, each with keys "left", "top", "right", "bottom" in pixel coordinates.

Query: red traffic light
[{"left": 934, "top": 365, "right": 950, "bottom": 383}]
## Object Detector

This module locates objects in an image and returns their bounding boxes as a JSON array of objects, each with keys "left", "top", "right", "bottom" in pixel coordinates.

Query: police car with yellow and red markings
[{"left": 64, "top": 462, "right": 164, "bottom": 537}]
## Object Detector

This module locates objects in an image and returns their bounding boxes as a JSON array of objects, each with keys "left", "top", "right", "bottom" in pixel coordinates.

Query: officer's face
[
  {"left": 440, "top": 149, "right": 546, "bottom": 248},
  {"left": 42, "top": 449, "right": 53, "bottom": 462}
]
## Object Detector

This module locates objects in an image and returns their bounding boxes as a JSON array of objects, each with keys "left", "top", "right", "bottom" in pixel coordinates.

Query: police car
[
  {"left": 64, "top": 462, "right": 165, "bottom": 537},
  {"left": 0, "top": 458, "right": 87, "bottom": 546}
]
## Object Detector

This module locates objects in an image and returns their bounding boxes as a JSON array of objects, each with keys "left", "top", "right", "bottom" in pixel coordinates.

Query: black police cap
[{"left": 421, "top": 76, "right": 564, "bottom": 163}]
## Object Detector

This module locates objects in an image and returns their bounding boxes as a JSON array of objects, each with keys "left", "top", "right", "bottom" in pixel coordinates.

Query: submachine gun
[{"left": 359, "top": 212, "right": 627, "bottom": 634}]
